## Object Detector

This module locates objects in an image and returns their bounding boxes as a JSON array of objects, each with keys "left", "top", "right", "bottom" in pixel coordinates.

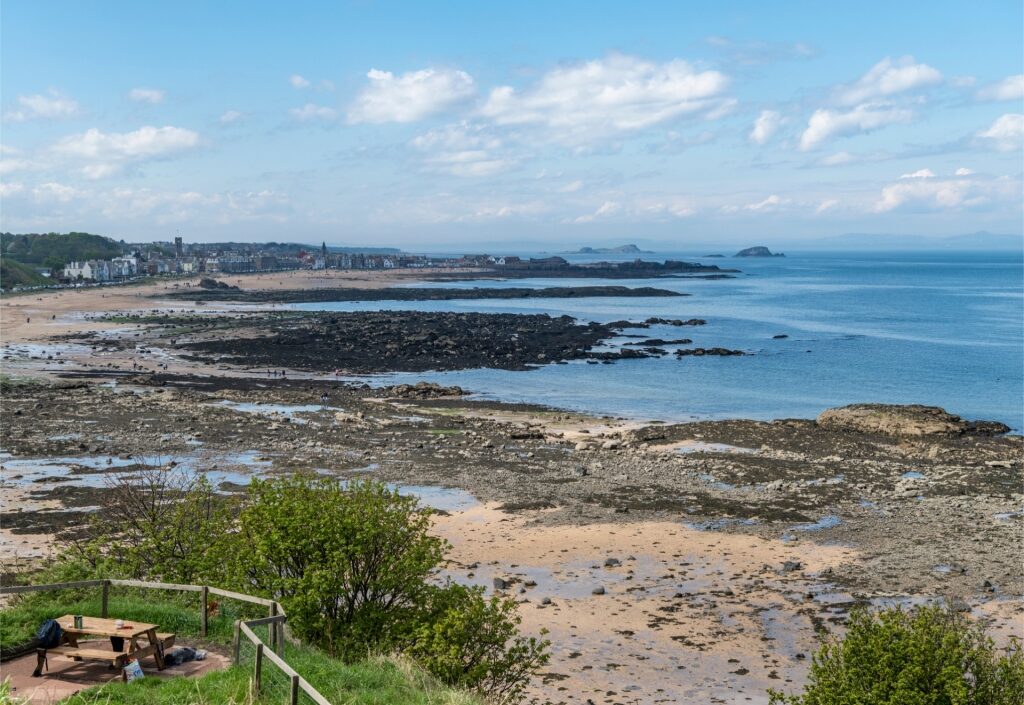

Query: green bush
[
  {"left": 408, "top": 583, "right": 550, "bottom": 705},
  {"left": 66, "top": 465, "right": 236, "bottom": 583},
  {"left": 769, "top": 603, "right": 1024, "bottom": 705},
  {"left": 215, "top": 474, "right": 548, "bottom": 701},
  {"left": 216, "top": 475, "right": 445, "bottom": 658}
]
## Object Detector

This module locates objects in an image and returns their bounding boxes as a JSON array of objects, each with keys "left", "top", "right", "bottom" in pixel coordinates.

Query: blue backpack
[{"left": 37, "top": 619, "right": 63, "bottom": 649}]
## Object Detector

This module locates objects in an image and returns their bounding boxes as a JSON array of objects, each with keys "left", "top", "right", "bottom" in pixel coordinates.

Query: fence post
[
  {"left": 290, "top": 674, "right": 300, "bottom": 705},
  {"left": 232, "top": 620, "right": 241, "bottom": 665},
  {"left": 253, "top": 643, "right": 263, "bottom": 695},
  {"left": 100, "top": 581, "right": 109, "bottom": 618},
  {"left": 268, "top": 602, "right": 277, "bottom": 652},
  {"left": 200, "top": 586, "right": 209, "bottom": 638}
]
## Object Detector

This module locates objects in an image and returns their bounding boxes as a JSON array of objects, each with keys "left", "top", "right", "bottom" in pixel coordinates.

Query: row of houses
[
  {"left": 56, "top": 239, "right": 572, "bottom": 283},
  {"left": 62, "top": 254, "right": 202, "bottom": 282}
]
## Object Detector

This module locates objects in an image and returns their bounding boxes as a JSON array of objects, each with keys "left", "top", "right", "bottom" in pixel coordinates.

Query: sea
[{"left": 294, "top": 250, "right": 1024, "bottom": 432}]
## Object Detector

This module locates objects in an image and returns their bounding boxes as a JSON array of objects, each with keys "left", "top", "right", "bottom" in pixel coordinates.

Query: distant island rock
[
  {"left": 734, "top": 246, "right": 784, "bottom": 257},
  {"left": 564, "top": 244, "right": 652, "bottom": 255}
]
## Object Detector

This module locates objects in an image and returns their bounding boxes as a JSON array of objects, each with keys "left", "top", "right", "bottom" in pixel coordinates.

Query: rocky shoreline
[
  {"left": 162, "top": 283, "right": 687, "bottom": 303},
  {"left": 3, "top": 372, "right": 1019, "bottom": 600},
  {"left": 1, "top": 271, "right": 1020, "bottom": 705},
  {"left": 78, "top": 310, "right": 746, "bottom": 373}
]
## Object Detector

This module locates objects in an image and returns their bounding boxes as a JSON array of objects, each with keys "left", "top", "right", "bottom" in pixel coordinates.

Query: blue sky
[{"left": 1, "top": 0, "right": 1022, "bottom": 248}]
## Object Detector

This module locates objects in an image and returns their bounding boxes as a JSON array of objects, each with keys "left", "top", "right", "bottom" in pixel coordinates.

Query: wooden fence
[{"left": 0, "top": 578, "right": 330, "bottom": 705}]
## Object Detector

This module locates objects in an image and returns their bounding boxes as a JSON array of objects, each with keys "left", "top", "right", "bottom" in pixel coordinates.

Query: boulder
[{"left": 816, "top": 404, "right": 1009, "bottom": 437}]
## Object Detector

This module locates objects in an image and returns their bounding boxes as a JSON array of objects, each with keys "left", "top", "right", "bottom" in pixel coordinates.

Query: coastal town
[
  {"left": 15, "top": 239, "right": 499, "bottom": 287},
  {"left": 1, "top": 232, "right": 739, "bottom": 291}
]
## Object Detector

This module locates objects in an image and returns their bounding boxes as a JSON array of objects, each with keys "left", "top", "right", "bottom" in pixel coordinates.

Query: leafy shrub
[
  {"left": 408, "top": 583, "right": 550, "bottom": 705},
  {"left": 769, "top": 603, "right": 1024, "bottom": 705},
  {"left": 67, "top": 464, "right": 236, "bottom": 583},
  {"left": 217, "top": 475, "right": 446, "bottom": 658},
  {"left": 216, "top": 474, "right": 548, "bottom": 701}
]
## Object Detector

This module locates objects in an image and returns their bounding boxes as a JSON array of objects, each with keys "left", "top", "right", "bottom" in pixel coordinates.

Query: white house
[{"left": 63, "top": 261, "right": 94, "bottom": 281}]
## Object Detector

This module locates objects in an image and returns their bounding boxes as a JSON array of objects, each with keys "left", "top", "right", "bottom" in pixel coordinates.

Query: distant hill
[
  {"left": 1, "top": 232, "right": 124, "bottom": 267},
  {"left": 182, "top": 242, "right": 403, "bottom": 255},
  {"left": 0, "top": 257, "right": 51, "bottom": 289},
  {"left": 563, "top": 244, "right": 652, "bottom": 254},
  {"left": 735, "top": 246, "right": 784, "bottom": 257}
]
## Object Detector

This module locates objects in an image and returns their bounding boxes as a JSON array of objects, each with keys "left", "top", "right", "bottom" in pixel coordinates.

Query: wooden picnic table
[{"left": 33, "top": 615, "right": 175, "bottom": 680}]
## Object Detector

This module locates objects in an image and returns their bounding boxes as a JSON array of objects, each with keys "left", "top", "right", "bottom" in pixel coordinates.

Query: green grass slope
[
  {"left": 0, "top": 257, "right": 50, "bottom": 289},
  {"left": 1, "top": 232, "right": 123, "bottom": 267}
]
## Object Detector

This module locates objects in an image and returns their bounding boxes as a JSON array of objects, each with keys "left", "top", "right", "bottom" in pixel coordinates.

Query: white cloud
[
  {"left": 289, "top": 74, "right": 311, "bottom": 89},
  {"left": 480, "top": 54, "right": 731, "bottom": 143},
  {"left": 574, "top": 200, "right": 621, "bottom": 223},
  {"left": 98, "top": 187, "right": 291, "bottom": 224},
  {"left": 52, "top": 125, "right": 201, "bottom": 178},
  {"left": 899, "top": 168, "right": 936, "bottom": 179},
  {"left": 410, "top": 122, "right": 500, "bottom": 152},
  {"left": 0, "top": 156, "right": 39, "bottom": 175},
  {"left": 80, "top": 163, "right": 122, "bottom": 179},
  {"left": 744, "top": 194, "right": 787, "bottom": 211},
  {"left": 819, "top": 151, "right": 856, "bottom": 166},
  {"left": 799, "top": 103, "right": 912, "bottom": 151},
  {"left": 955, "top": 167, "right": 975, "bottom": 176},
  {"left": 816, "top": 198, "right": 839, "bottom": 214},
  {"left": 410, "top": 122, "right": 511, "bottom": 177},
  {"left": 33, "top": 182, "right": 81, "bottom": 203},
  {"left": 0, "top": 144, "right": 43, "bottom": 175},
  {"left": 428, "top": 150, "right": 511, "bottom": 177},
  {"left": 875, "top": 171, "right": 1019, "bottom": 212},
  {"left": 559, "top": 179, "right": 583, "bottom": 193},
  {"left": 836, "top": 56, "right": 942, "bottom": 105},
  {"left": 749, "top": 110, "right": 783, "bottom": 145},
  {"left": 0, "top": 181, "right": 25, "bottom": 198},
  {"left": 55, "top": 126, "right": 199, "bottom": 159},
  {"left": 348, "top": 68, "right": 475, "bottom": 124},
  {"left": 128, "top": 88, "right": 165, "bottom": 104},
  {"left": 975, "top": 113, "right": 1023, "bottom": 152},
  {"left": 289, "top": 103, "right": 338, "bottom": 122},
  {"left": 219, "top": 110, "right": 244, "bottom": 124},
  {"left": 5, "top": 90, "right": 80, "bottom": 121},
  {"left": 976, "top": 75, "right": 1024, "bottom": 102}
]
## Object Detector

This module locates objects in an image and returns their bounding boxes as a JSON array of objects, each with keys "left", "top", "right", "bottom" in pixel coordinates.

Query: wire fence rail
[{"left": 0, "top": 578, "right": 330, "bottom": 705}]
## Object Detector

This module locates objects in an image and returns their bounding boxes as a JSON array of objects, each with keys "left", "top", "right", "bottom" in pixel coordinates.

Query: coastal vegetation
[
  {"left": 11, "top": 470, "right": 547, "bottom": 704},
  {"left": 769, "top": 604, "right": 1024, "bottom": 704},
  {"left": 0, "top": 257, "right": 50, "bottom": 288},
  {"left": 0, "top": 232, "right": 124, "bottom": 268}
]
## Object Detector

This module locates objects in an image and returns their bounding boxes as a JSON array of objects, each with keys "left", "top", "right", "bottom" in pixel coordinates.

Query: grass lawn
[
  {"left": 1, "top": 590, "right": 480, "bottom": 705},
  {"left": 58, "top": 651, "right": 479, "bottom": 705}
]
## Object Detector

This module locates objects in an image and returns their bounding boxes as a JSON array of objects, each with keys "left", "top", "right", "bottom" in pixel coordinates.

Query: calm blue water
[{"left": 294, "top": 251, "right": 1024, "bottom": 431}]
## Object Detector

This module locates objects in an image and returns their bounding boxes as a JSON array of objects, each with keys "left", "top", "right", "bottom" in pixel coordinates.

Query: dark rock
[{"left": 734, "top": 246, "right": 784, "bottom": 257}]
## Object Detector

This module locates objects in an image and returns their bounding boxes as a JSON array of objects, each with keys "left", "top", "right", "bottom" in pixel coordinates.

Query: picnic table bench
[{"left": 33, "top": 615, "right": 176, "bottom": 680}]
